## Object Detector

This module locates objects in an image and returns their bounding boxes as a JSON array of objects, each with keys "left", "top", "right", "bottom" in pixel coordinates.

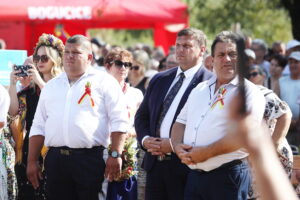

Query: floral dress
[
  {"left": 0, "top": 126, "right": 17, "bottom": 200},
  {"left": 248, "top": 86, "right": 293, "bottom": 199}
]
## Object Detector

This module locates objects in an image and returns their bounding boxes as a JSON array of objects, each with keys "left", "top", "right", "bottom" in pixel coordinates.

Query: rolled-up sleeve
[
  {"left": 103, "top": 76, "right": 129, "bottom": 133},
  {"left": 176, "top": 101, "right": 188, "bottom": 125},
  {"left": 29, "top": 88, "right": 47, "bottom": 137}
]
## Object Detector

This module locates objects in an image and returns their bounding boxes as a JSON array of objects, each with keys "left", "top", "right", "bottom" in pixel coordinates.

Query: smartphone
[{"left": 14, "top": 65, "right": 32, "bottom": 77}]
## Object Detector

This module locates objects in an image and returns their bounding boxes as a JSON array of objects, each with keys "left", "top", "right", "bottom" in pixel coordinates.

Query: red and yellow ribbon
[
  {"left": 78, "top": 82, "right": 95, "bottom": 107},
  {"left": 211, "top": 88, "right": 227, "bottom": 109}
]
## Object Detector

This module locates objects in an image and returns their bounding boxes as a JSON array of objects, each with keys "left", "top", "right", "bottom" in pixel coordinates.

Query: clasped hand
[
  {"left": 175, "top": 144, "right": 209, "bottom": 165},
  {"left": 143, "top": 137, "right": 172, "bottom": 156}
]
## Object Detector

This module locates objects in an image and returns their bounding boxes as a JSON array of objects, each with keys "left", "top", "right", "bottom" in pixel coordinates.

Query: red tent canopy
[{"left": 0, "top": 0, "right": 188, "bottom": 55}]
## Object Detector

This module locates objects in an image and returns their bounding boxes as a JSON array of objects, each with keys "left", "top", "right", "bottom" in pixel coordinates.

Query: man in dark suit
[{"left": 135, "top": 28, "right": 213, "bottom": 200}]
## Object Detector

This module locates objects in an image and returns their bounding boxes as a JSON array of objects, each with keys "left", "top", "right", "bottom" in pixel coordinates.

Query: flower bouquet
[{"left": 110, "top": 136, "right": 139, "bottom": 182}]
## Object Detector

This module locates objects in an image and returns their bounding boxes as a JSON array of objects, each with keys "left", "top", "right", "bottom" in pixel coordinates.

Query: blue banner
[{"left": 0, "top": 50, "right": 27, "bottom": 86}]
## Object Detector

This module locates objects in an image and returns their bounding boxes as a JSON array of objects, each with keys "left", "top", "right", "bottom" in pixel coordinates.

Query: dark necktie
[{"left": 156, "top": 72, "right": 185, "bottom": 136}]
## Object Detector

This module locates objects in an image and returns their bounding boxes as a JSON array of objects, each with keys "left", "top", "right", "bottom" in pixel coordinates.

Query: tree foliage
[
  {"left": 182, "top": 0, "right": 292, "bottom": 45},
  {"left": 88, "top": 0, "right": 296, "bottom": 48},
  {"left": 88, "top": 29, "right": 153, "bottom": 48}
]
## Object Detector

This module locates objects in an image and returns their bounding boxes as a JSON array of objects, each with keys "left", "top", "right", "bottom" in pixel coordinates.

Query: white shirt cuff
[{"left": 141, "top": 135, "right": 150, "bottom": 148}]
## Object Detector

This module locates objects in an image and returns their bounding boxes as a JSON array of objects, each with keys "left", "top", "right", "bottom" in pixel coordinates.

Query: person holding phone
[{"left": 8, "top": 33, "right": 64, "bottom": 200}]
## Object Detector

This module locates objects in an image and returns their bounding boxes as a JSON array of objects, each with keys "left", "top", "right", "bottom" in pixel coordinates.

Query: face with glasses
[
  {"left": 212, "top": 42, "right": 237, "bottom": 84},
  {"left": 108, "top": 58, "right": 132, "bottom": 82},
  {"left": 248, "top": 69, "right": 265, "bottom": 85},
  {"left": 33, "top": 46, "right": 54, "bottom": 74}
]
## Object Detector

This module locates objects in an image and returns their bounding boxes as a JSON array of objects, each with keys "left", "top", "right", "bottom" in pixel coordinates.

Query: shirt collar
[
  {"left": 208, "top": 75, "right": 239, "bottom": 87},
  {"left": 175, "top": 62, "right": 202, "bottom": 79},
  {"left": 60, "top": 65, "right": 94, "bottom": 82}
]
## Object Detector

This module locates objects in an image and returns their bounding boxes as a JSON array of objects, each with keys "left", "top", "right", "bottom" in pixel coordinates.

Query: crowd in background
[{"left": 0, "top": 30, "right": 299, "bottom": 200}]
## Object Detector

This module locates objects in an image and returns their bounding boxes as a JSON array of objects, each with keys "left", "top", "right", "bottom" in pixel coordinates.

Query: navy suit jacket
[{"left": 135, "top": 66, "right": 213, "bottom": 171}]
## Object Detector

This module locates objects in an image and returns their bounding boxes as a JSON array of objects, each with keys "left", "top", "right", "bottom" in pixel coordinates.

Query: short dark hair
[
  {"left": 211, "top": 31, "right": 239, "bottom": 57},
  {"left": 271, "top": 54, "right": 287, "bottom": 69},
  {"left": 177, "top": 28, "right": 207, "bottom": 47},
  {"left": 66, "top": 35, "right": 92, "bottom": 53}
]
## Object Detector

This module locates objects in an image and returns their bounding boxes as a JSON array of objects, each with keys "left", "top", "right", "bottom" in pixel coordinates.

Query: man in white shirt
[
  {"left": 27, "top": 35, "right": 129, "bottom": 200},
  {"left": 172, "top": 31, "right": 265, "bottom": 200},
  {"left": 135, "top": 28, "right": 212, "bottom": 200},
  {"left": 279, "top": 51, "right": 300, "bottom": 147}
]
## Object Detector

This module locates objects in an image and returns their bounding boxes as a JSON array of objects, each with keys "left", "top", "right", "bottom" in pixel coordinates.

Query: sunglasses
[
  {"left": 248, "top": 72, "right": 260, "bottom": 78},
  {"left": 130, "top": 66, "right": 140, "bottom": 71},
  {"left": 33, "top": 55, "right": 49, "bottom": 63},
  {"left": 114, "top": 60, "right": 132, "bottom": 68}
]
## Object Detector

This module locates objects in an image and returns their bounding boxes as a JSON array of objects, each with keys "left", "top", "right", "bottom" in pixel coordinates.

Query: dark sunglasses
[
  {"left": 248, "top": 72, "right": 260, "bottom": 78},
  {"left": 33, "top": 55, "right": 49, "bottom": 63},
  {"left": 130, "top": 66, "right": 140, "bottom": 71},
  {"left": 114, "top": 60, "right": 132, "bottom": 68}
]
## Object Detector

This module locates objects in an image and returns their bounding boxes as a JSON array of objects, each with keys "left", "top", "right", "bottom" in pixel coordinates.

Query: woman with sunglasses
[
  {"left": 104, "top": 48, "right": 143, "bottom": 200},
  {"left": 8, "top": 33, "right": 64, "bottom": 200},
  {"left": 247, "top": 65, "right": 293, "bottom": 199},
  {"left": 128, "top": 57, "right": 148, "bottom": 95}
]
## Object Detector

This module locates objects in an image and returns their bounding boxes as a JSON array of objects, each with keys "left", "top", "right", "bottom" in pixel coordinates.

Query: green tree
[{"left": 183, "top": 0, "right": 292, "bottom": 46}]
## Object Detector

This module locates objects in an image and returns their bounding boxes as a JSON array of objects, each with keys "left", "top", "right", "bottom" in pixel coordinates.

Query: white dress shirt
[
  {"left": 159, "top": 64, "right": 202, "bottom": 139},
  {"left": 176, "top": 76, "right": 265, "bottom": 171},
  {"left": 30, "top": 67, "right": 129, "bottom": 148},
  {"left": 124, "top": 85, "right": 143, "bottom": 132},
  {"left": 0, "top": 84, "right": 10, "bottom": 125}
]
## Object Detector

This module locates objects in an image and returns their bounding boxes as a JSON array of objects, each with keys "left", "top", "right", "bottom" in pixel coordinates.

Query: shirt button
[{"left": 201, "top": 115, "right": 204, "bottom": 118}]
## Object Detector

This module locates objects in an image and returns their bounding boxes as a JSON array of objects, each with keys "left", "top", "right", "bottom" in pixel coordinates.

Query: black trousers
[
  {"left": 145, "top": 153, "right": 190, "bottom": 200},
  {"left": 44, "top": 146, "right": 105, "bottom": 200}
]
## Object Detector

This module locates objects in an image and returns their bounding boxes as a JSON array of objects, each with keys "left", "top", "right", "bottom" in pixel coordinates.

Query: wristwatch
[{"left": 109, "top": 150, "right": 121, "bottom": 158}]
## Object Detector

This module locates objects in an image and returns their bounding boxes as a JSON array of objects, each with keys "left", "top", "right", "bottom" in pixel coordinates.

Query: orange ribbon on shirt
[
  {"left": 78, "top": 82, "right": 95, "bottom": 107},
  {"left": 211, "top": 88, "right": 227, "bottom": 109}
]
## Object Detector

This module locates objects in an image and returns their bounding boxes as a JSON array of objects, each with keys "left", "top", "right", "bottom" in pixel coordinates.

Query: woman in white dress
[{"left": 104, "top": 48, "right": 143, "bottom": 200}]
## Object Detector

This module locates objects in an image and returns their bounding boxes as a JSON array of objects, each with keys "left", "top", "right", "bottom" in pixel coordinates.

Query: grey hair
[{"left": 252, "top": 39, "right": 268, "bottom": 52}]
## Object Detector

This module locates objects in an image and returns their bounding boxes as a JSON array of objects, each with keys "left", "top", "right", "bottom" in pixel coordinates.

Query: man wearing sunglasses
[
  {"left": 27, "top": 35, "right": 129, "bottom": 200},
  {"left": 135, "top": 28, "right": 213, "bottom": 200}
]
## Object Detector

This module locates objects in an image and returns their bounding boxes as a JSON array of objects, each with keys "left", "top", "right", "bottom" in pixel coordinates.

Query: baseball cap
[
  {"left": 245, "top": 49, "right": 256, "bottom": 60},
  {"left": 289, "top": 51, "right": 300, "bottom": 61},
  {"left": 286, "top": 40, "right": 300, "bottom": 50}
]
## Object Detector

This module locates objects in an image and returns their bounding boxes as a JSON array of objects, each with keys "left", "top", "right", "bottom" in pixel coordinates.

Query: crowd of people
[{"left": 0, "top": 27, "right": 299, "bottom": 200}]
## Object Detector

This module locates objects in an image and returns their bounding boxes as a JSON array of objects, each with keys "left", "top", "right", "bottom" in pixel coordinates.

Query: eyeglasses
[
  {"left": 130, "top": 66, "right": 140, "bottom": 71},
  {"left": 248, "top": 72, "right": 260, "bottom": 78},
  {"left": 33, "top": 55, "right": 49, "bottom": 63},
  {"left": 114, "top": 60, "right": 132, "bottom": 68}
]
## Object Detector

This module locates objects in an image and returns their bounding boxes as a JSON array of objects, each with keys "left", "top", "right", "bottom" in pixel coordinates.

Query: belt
[
  {"left": 157, "top": 153, "right": 172, "bottom": 161},
  {"left": 195, "top": 159, "right": 246, "bottom": 173},
  {"left": 50, "top": 146, "right": 105, "bottom": 156}
]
